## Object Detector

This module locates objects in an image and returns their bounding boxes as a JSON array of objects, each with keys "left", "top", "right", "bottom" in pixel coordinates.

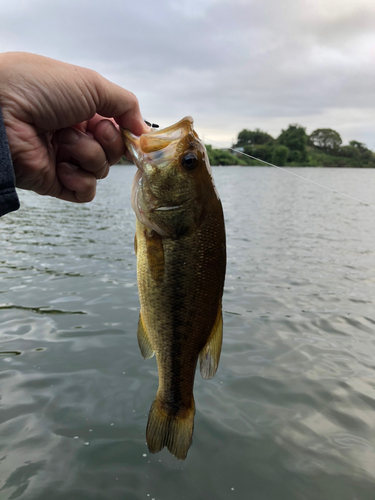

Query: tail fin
[{"left": 146, "top": 397, "right": 195, "bottom": 460}]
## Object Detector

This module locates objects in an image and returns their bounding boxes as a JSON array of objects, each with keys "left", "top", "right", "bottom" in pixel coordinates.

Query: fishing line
[{"left": 204, "top": 137, "right": 375, "bottom": 209}]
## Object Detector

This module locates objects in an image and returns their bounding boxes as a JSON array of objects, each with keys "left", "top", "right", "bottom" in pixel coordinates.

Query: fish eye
[{"left": 181, "top": 153, "right": 198, "bottom": 170}]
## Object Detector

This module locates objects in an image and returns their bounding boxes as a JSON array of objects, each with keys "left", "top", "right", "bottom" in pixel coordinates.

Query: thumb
[{"left": 88, "top": 72, "right": 149, "bottom": 136}]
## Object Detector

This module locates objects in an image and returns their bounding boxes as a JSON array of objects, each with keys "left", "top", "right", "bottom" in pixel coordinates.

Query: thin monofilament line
[{"left": 204, "top": 137, "right": 375, "bottom": 209}]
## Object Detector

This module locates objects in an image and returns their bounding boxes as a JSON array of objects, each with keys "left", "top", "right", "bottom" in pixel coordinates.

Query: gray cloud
[{"left": 1, "top": 0, "right": 374, "bottom": 147}]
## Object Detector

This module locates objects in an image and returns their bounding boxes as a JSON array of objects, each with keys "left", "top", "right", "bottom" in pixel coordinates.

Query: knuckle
[
  {"left": 100, "top": 164, "right": 110, "bottom": 178},
  {"left": 130, "top": 91, "right": 138, "bottom": 104},
  {"left": 87, "top": 147, "right": 104, "bottom": 165},
  {"left": 78, "top": 188, "right": 96, "bottom": 203},
  {"left": 126, "top": 91, "right": 139, "bottom": 110},
  {"left": 78, "top": 140, "right": 106, "bottom": 169},
  {"left": 109, "top": 155, "right": 121, "bottom": 167}
]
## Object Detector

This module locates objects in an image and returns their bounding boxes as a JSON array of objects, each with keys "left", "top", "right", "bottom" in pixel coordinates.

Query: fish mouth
[
  {"left": 154, "top": 205, "right": 183, "bottom": 212},
  {"left": 122, "top": 116, "right": 196, "bottom": 169},
  {"left": 139, "top": 116, "right": 195, "bottom": 155}
]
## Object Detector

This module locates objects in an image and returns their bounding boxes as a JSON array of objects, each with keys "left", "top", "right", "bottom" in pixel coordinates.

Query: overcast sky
[{"left": 1, "top": 0, "right": 375, "bottom": 148}]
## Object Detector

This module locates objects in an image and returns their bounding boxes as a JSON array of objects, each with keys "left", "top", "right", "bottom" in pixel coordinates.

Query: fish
[{"left": 121, "top": 116, "right": 226, "bottom": 460}]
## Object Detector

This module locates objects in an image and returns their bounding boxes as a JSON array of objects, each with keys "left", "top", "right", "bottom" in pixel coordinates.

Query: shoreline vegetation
[{"left": 119, "top": 125, "right": 375, "bottom": 167}]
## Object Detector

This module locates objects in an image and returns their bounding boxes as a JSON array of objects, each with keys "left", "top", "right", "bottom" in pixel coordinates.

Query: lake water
[{"left": 1, "top": 166, "right": 375, "bottom": 500}]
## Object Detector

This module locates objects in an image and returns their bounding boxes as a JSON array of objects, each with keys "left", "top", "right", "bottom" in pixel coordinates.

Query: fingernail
[
  {"left": 59, "top": 128, "right": 81, "bottom": 145},
  {"left": 103, "top": 123, "right": 118, "bottom": 142}
]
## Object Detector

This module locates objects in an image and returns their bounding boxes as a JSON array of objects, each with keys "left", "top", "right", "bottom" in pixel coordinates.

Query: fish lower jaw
[{"left": 154, "top": 205, "right": 182, "bottom": 211}]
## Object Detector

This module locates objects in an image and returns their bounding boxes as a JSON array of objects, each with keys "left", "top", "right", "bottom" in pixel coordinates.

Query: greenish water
[{"left": 1, "top": 166, "right": 375, "bottom": 500}]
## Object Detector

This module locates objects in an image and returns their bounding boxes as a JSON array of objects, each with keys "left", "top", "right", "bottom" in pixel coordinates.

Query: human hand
[{"left": 0, "top": 52, "right": 149, "bottom": 203}]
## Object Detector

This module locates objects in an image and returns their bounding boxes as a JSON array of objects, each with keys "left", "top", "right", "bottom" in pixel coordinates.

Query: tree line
[{"left": 206, "top": 125, "right": 375, "bottom": 167}]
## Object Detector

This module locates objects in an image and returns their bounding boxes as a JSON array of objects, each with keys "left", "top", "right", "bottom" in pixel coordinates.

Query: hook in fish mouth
[{"left": 144, "top": 120, "right": 160, "bottom": 129}]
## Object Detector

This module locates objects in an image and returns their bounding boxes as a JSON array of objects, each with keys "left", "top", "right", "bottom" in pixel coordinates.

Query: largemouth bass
[{"left": 122, "top": 117, "right": 226, "bottom": 460}]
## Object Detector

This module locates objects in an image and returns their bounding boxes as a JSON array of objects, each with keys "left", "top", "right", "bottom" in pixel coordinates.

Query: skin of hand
[{"left": 0, "top": 52, "right": 150, "bottom": 203}]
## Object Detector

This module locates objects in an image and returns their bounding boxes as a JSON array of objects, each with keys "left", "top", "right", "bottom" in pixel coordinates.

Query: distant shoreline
[{"left": 206, "top": 126, "right": 375, "bottom": 168}]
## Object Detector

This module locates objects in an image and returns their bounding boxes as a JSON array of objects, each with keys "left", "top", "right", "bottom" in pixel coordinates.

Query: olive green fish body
[{"left": 122, "top": 117, "right": 226, "bottom": 460}]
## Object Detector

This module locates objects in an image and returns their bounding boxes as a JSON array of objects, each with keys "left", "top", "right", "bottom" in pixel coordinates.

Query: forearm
[{"left": 0, "top": 107, "right": 19, "bottom": 217}]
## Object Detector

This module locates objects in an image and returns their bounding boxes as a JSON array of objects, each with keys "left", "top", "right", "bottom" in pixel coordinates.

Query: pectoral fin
[
  {"left": 199, "top": 305, "right": 223, "bottom": 380},
  {"left": 137, "top": 312, "right": 155, "bottom": 359}
]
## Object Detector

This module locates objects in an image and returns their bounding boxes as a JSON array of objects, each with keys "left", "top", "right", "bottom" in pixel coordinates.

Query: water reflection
[{"left": 1, "top": 167, "right": 375, "bottom": 499}]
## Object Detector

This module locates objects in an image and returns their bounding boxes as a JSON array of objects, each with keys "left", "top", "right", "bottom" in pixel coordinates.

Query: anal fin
[
  {"left": 137, "top": 311, "right": 155, "bottom": 359},
  {"left": 199, "top": 305, "right": 223, "bottom": 380}
]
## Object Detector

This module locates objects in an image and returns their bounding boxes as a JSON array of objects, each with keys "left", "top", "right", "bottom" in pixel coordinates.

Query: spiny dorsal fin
[
  {"left": 199, "top": 305, "right": 223, "bottom": 380},
  {"left": 137, "top": 312, "right": 155, "bottom": 359}
]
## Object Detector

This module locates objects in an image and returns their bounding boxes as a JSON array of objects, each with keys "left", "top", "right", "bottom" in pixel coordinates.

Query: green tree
[
  {"left": 349, "top": 141, "right": 372, "bottom": 161},
  {"left": 213, "top": 150, "right": 240, "bottom": 166},
  {"left": 337, "top": 141, "right": 372, "bottom": 162},
  {"left": 271, "top": 145, "right": 289, "bottom": 166},
  {"left": 235, "top": 128, "right": 275, "bottom": 147},
  {"left": 278, "top": 124, "right": 308, "bottom": 163},
  {"left": 337, "top": 145, "right": 357, "bottom": 159},
  {"left": 349, "top": 140, "right": 367, "bottom": 152},
  {"left": 310, "top": 128, "right": 342, "bottom": 151},
  {"left": 205, "top": 144, "right": 216, "bottom": 165},
  {"left": 205, "top": 145, "right": 247, "bottom": 166},
  {"left": 243, "top": 144, "right": 274, "bottom": 163}
]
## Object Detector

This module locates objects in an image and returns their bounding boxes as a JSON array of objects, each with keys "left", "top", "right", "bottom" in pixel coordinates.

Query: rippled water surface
[{"left": 1, "top": 166, "right": 375, "bottom": 500}]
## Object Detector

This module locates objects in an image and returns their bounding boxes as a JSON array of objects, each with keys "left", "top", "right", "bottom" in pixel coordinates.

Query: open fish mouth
[{"left": 123, "top": 116, "right": 195, "bottom": 169}]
